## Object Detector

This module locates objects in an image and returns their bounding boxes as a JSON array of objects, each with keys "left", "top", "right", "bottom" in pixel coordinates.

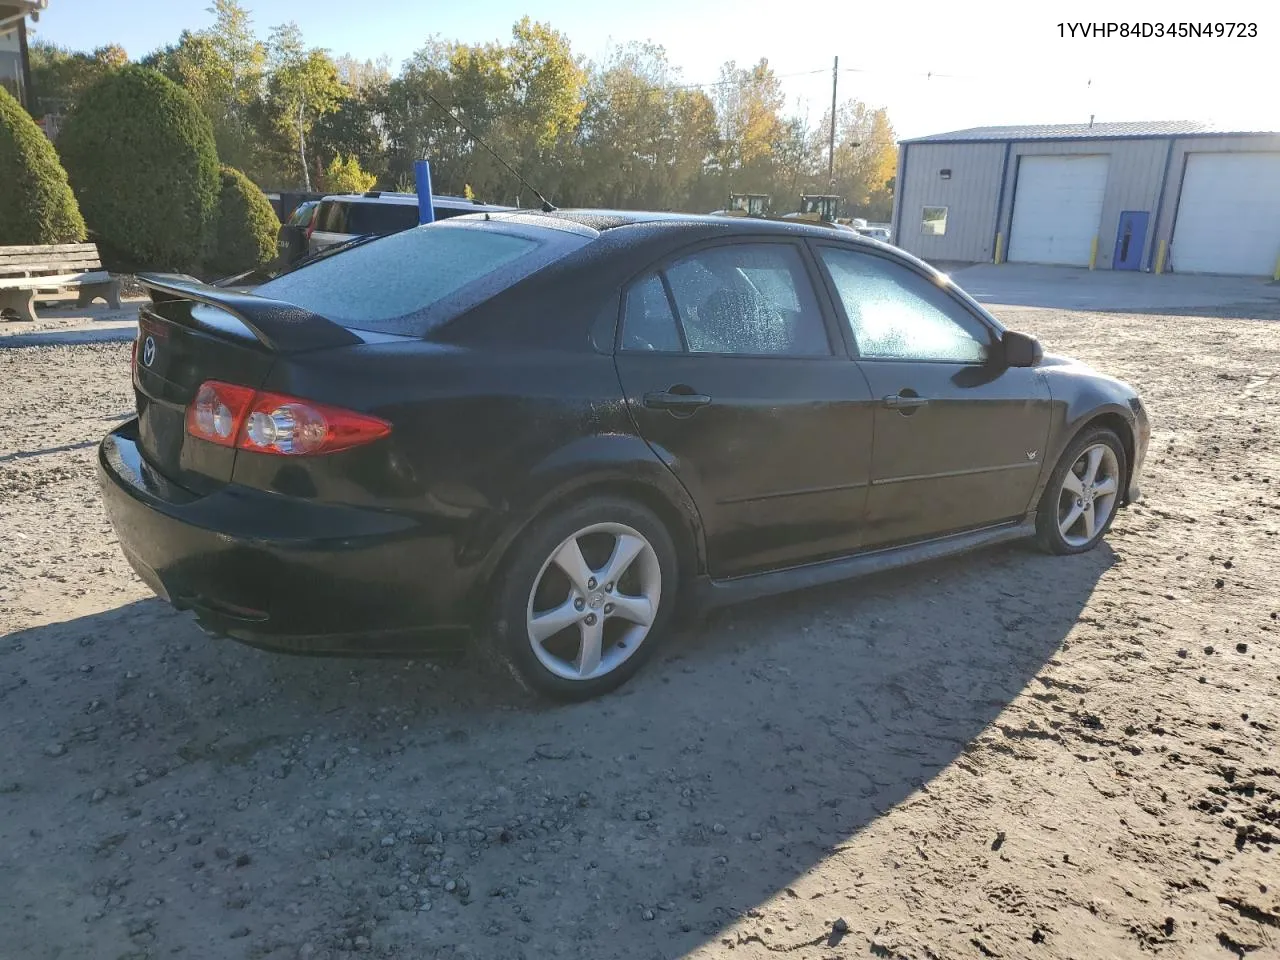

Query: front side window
[
  {"left": 921, "top": 206, "right": 948, "bottom": 236},
  {"left": 631, "top": 243, "right": 830, "bottom": 357},
  {"left": 818, "top": 247, "right": 990, "bottom": 363}
]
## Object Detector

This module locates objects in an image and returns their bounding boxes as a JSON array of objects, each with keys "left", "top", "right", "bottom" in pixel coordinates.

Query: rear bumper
[{"left": 97, "top": 420, "right": 472, "bottom": 653}]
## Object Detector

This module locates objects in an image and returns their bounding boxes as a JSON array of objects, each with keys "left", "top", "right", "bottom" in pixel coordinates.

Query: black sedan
[{"left": 99, "top": 211, "right": 1150, "bottom": 700}]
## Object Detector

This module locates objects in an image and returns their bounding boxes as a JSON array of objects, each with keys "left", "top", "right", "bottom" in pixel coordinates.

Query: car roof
[
  {"left": 502, "top": 208, "right": 893, "bottom": 244},
  {"left": 320, "top": 192, "right": 511, "bottom": 213}
]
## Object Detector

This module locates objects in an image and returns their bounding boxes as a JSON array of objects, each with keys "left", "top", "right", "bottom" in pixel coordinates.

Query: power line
[
  {"left": 580, "top": 61, "right": 1094, "bottom": 98},
  {"left": 627, "top": 67, "right": 830, "bottom": 94}
]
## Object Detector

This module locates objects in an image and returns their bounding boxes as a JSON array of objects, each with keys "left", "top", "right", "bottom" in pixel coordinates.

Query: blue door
[{"left": 1112, "top": 210, "right": 1149, "bottom": 270}]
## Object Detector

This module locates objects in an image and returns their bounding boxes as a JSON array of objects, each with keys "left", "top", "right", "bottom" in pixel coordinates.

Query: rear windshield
[
  {"left": 315, "top": 200, "right": 479, "bottom": 236},
  {"left": 287, "top": 202, "right": 318, "bottom": 227},
  {"left": 345, "top": 203, "right": 420, "bottom": 235},
  {"left": 255, "top": 220, "right": 587, "bottom": 336}
]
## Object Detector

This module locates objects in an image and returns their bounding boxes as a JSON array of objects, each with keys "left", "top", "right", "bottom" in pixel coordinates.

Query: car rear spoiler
[{"left": 136, "top": 272, "right": 362, "bottom": 353}]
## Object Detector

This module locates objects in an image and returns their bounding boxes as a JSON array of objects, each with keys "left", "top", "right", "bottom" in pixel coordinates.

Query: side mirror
[{"left": 1001, "top": 330, "right": 1043, "bottom": 367}]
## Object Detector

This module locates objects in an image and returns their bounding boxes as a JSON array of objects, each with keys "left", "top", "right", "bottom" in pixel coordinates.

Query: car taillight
[
  {"left": 187, "top": 381, "right": 255, "bottom": 447},
  {"left": 185, "top": 380, "right": 390, "bottom": 456}
]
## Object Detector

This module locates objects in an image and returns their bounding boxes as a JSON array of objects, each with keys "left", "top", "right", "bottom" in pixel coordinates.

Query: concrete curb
[{"left": 0, "top": 323, "right": 137, "bottom": 348}]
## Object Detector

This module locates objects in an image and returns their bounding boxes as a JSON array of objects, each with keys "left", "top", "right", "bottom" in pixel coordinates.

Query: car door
[
  {"left": 614, "top": 239, "right": 877, "bottom": 578},
  {"left": 812, "top": 243, "right": 1053, "bottom": 549}
]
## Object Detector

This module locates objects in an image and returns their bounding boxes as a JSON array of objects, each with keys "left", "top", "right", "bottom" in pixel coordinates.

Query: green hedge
[
  {"left": 0, "top": 86, "right": 86, "bottom": 245},
  {"left": 208, "top": 166, "right": 280, "bottom": 277},
  {"left": 58, "top": 66, "right": 219, "bottom": 272}
]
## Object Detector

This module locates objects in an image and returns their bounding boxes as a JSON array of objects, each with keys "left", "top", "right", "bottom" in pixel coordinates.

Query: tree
[
  {"left": 27, "top": 41, "right": 128, "bottom": 117},
  {"left": 576, "top": 43, "right": 673, "bottom": 208},
  {"left": 36, "top": 16, "right": 900, "bottom": 217},
  {"left": 383, "top": 37, "right": 512, "bottom": 199},
  {"left": 670, "top": 89, "right": 720, "bottom": 209},
  {"left": 313, "top": 54, "right": 393, "bottom": 184},
  {"left": 59, "top": 66, "right": 220, "bottom": 271},
  {"left": 771, "top": 114, "right": 816, "bottom": 208},
  {"left": 505, "top": 18, "right": 585, "bottom": 203},
  {"left": 144, "top": 1, "right": 266, "bottom": 176},
  {"left": 333, "top": 54, "right": 392, "bottom": 93},
  {"left": 0, "top": 85, "right": 86, "bottom": 244},
  {"left": 507, "top": 18, "right": 584, "bottom": 151},
  {"left": 312, "top": 82, "right": 389, "bottom": 186},
  {"left": 322, "top": 153, "right": 377, "bottom": 194},
  {"left": 207, "top": 165, "right": 279, "bottom": 277},
  {"left": 262, "top": 22, "right": 344, "bottom": 190},
  {"left": 714, "top": 58, "right": 785, "bottom": 190},
  {"left": 818, "top": 101, "right": 898, "bottom": 220}
]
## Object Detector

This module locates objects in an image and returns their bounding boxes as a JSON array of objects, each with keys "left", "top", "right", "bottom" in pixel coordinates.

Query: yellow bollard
[
  {"left": 993, "top": 233, "right": 1003, "bottom": 265},
  {"left": 1274, "top": 252, "right": 1280, "bottom": 282},
  {"left": 1155, "top": 239, "right": 1167, "bottom": 275},
  {"left": 1089, "top": 236, "right": 1098, "bottom": 270}
]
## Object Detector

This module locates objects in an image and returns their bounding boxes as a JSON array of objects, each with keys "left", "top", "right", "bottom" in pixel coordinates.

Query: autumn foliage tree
[
  {"left": 322, "top": 154, "right": 377, "bottom": 194},
  {"left": 41, "top": 3, "right": 898, "bottom": 219},
  {"left": 26, "top": 41, "right": 127, "bottom": 116}
]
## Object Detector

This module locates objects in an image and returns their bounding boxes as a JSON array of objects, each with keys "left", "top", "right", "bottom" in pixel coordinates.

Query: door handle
[
  {"left": 644, "top": 389, "right": 712, "bottom": 412},
  {"left": 882, "top": 393, "right": 929, "bottom": 410}
]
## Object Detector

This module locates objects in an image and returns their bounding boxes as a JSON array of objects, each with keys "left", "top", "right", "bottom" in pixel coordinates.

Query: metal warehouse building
[{"left": 891, "top": 121, "right": 1280, "bottom": 276}]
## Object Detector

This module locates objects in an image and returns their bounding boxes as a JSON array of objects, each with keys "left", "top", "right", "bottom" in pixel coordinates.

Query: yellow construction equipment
[
  {"left": 715, "top": 193, "right": 770, "bottom": 217},
  {"left": 794, "top": 194, "right": 841, "bottom": 223}
]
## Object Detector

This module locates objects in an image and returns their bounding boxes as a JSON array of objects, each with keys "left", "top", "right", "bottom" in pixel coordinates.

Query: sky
[{"left": 28, "top": 0, "right": 1280, "bottom": 140}]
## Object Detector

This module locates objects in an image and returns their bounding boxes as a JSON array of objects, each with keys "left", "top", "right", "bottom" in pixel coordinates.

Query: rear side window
[
  {"left": 622, "top": 276, "right": 683, "bottom": 351},
  {"left": 315, "top": 201, "right": 347, "bottom": 233},
  {"left": 622, "top": 243, "right": 832, "bottom": 357},
  {"left": 346, "top": 203, "right": 420, "bottom": 236},
  {"left": 256, "top": 222, "right": 586, "bottom": 336}
]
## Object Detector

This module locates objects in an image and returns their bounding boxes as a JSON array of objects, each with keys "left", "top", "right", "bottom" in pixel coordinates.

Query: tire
[
  {"left": 1034, "top": 426, "right": 1127, "bottom": 555},
  {"left": 484, "top": 496, "right": 680, "bottom": 701}
]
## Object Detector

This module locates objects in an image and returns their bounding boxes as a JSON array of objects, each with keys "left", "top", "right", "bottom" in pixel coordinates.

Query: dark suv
[
  {"left": 274, "top": 200, "right": 321, "bottom": 265},
  {"left": 303, "top": 192, "right": 512, "bottom": 259}
]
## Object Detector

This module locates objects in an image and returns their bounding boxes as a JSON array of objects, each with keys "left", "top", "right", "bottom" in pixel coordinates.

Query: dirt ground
[{"left": 1, "top": 300, "right": 1278, "bottom": 960}]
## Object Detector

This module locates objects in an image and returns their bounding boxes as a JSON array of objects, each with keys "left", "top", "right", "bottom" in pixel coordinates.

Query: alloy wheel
[
  {"left": 525, "top": 522, "right": 662, "bottom": 681},
  {"left": 1057, "top": 442, "right": 1120, "bottom": 548}
]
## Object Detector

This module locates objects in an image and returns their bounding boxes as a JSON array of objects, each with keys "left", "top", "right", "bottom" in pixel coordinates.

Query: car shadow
[{"left": 2, "top": 539, "right": 1113, "bottom": 958}]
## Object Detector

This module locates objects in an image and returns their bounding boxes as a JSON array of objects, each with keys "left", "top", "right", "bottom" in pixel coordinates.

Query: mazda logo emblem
[{"left": 142, "top": 336, "right": 156, "bottom": 368}]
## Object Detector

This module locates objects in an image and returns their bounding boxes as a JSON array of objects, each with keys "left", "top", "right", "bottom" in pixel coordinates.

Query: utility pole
[{"left": 827, "top": 55, "right": 839, "bottom": 184}]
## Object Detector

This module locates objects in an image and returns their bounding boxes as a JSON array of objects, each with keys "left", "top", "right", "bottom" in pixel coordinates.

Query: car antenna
[{"left": 421, "top": 92, "right": 557, "bottom": 213}]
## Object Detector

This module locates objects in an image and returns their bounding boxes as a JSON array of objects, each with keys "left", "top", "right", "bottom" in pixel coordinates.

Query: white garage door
[
  {"left": 1171, "top": 153, "right": 1280, "bottom": 276},
  {"left": 1008, "top": 155, "right": 1110, "bottom": 266}
]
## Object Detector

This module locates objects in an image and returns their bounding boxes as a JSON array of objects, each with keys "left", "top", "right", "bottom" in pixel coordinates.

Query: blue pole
[{"left": 414, "top": 160, "right": 434, "bottom": 224}]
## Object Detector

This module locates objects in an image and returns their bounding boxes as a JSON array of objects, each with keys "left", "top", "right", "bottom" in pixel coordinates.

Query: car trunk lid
[{"left": 131, "top": 274, "right": 363, "bottom": 494}]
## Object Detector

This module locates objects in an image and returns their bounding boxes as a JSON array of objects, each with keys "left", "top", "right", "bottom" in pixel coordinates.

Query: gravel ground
[{"left": 1, "top": 302, "right": 1278, "bottom": 960}]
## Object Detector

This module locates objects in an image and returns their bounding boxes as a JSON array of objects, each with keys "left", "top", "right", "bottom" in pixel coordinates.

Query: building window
[
  {"left": 921, "top": 206, "right": 948, "bottom": 236},
  {"left": 0, "top": 28, "right": 25, "bottom": 107}
]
